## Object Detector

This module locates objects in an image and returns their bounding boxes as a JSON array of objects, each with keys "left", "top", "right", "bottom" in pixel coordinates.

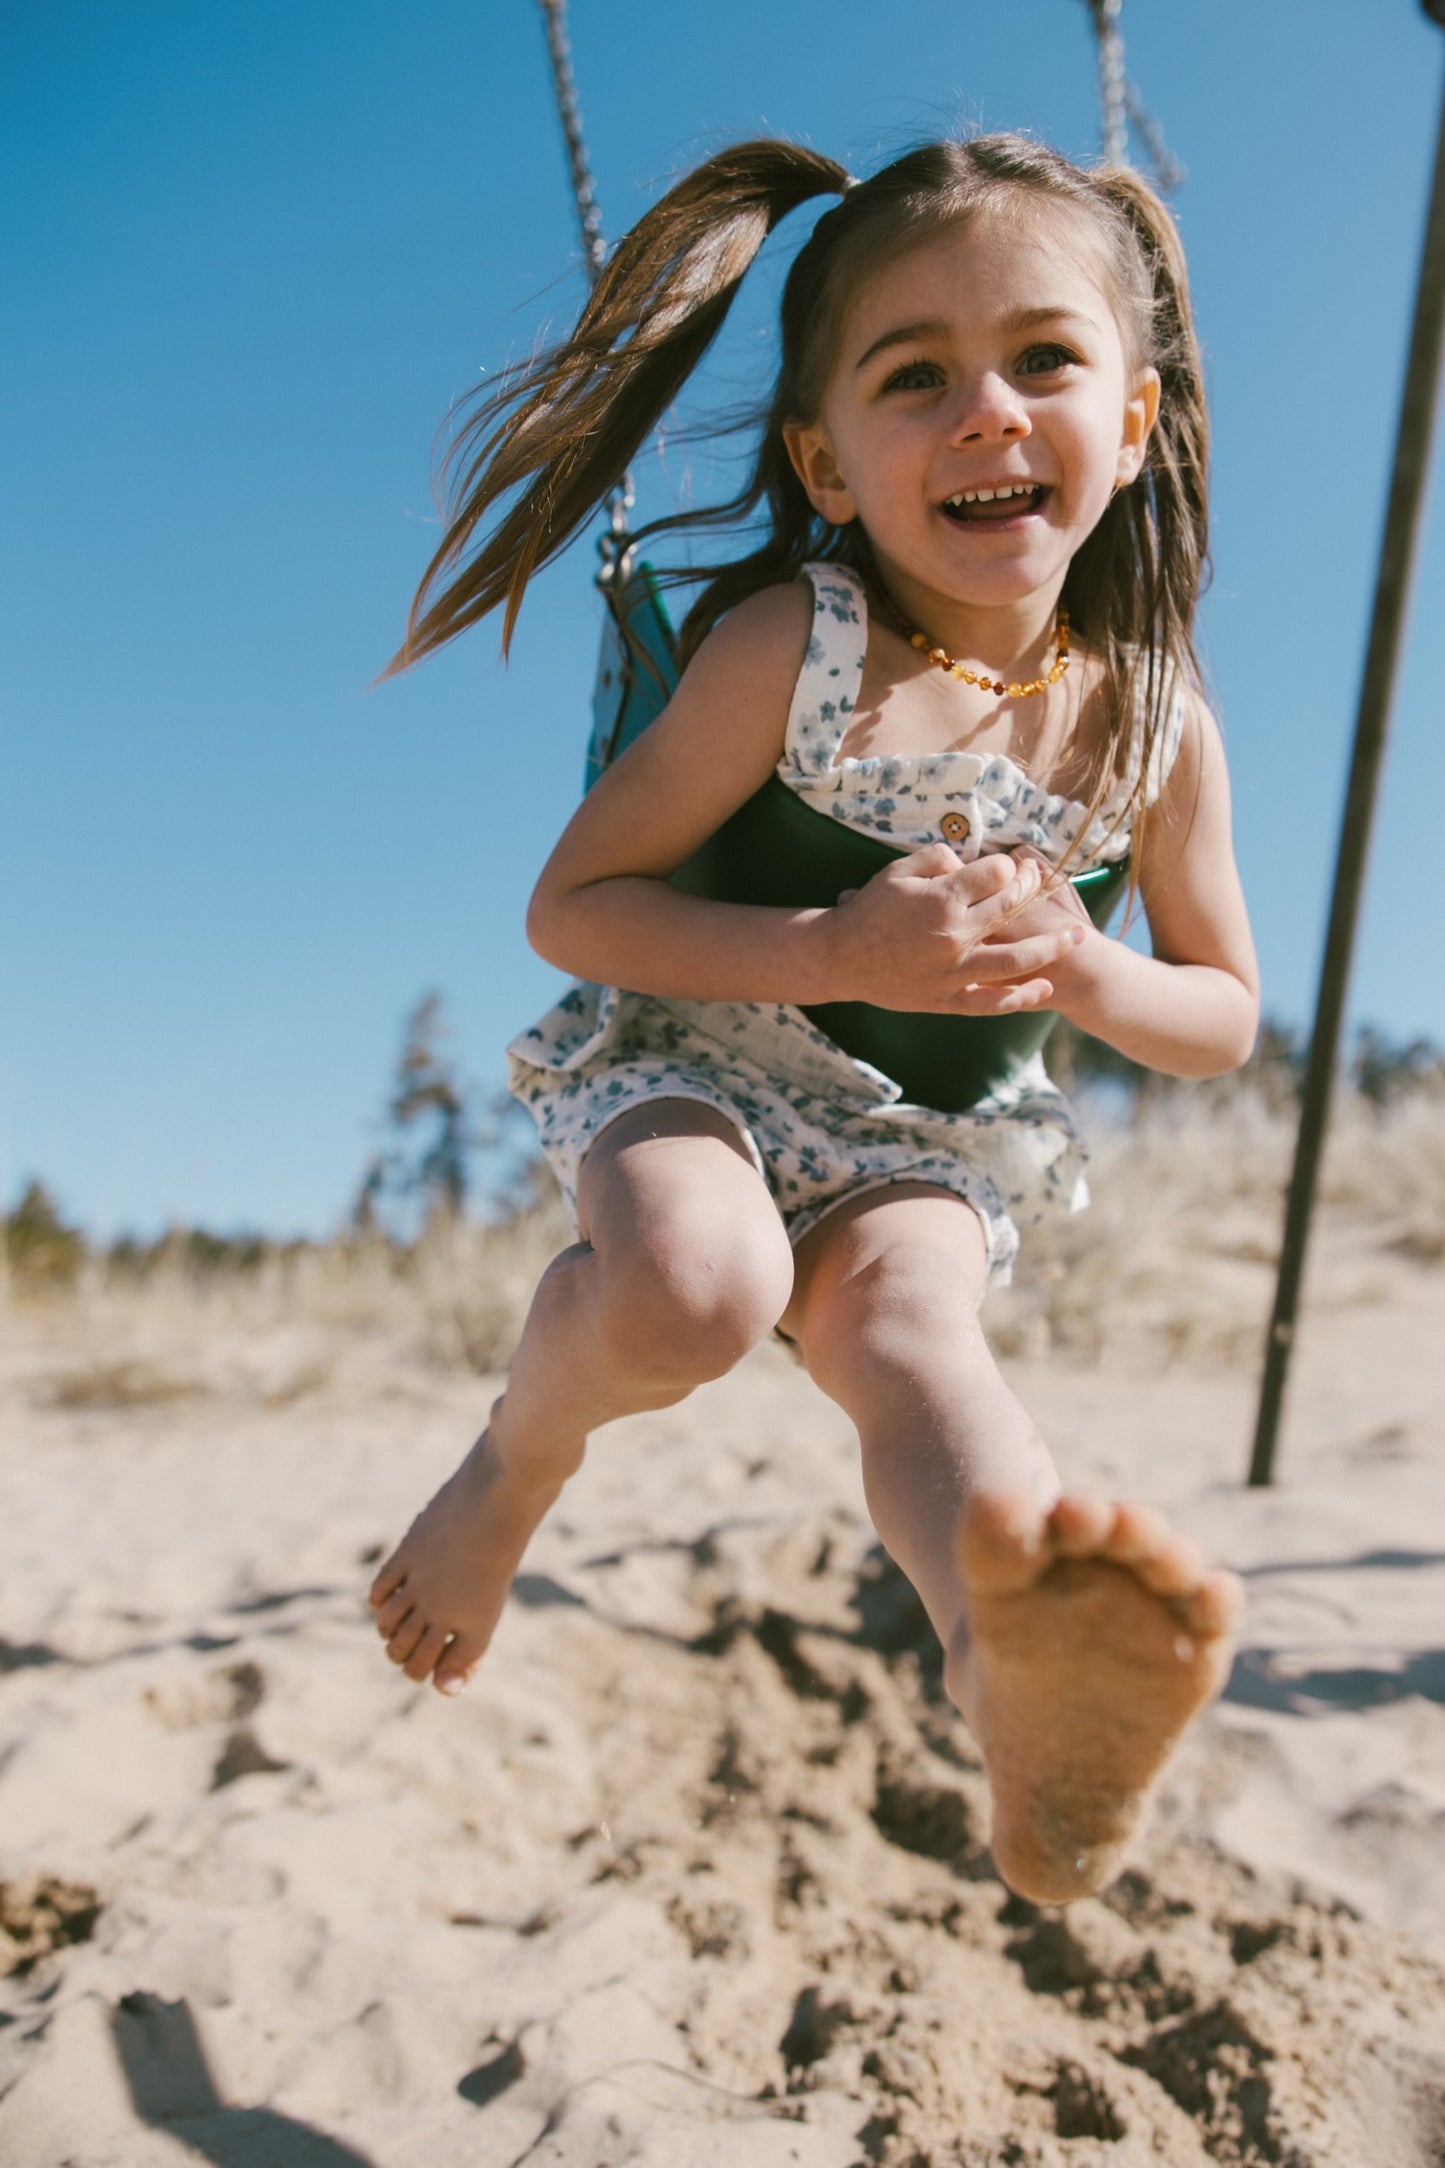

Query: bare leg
[
  {"left": 786, "top": 1185, "right": 1243, "bottom": 1902},
  {"left": 370, "top": 1102, "right": 794, "bottom": 1693}
]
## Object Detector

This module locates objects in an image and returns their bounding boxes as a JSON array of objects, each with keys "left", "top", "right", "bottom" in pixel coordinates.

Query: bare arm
[
  {"left": 1011, "top": 693, "right": 1260, "bottom": 1076},
  {"left": 528, "top": 584, "right": 1082, "bottom": 1013}
]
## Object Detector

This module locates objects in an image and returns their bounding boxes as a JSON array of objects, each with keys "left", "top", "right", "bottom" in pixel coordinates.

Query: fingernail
[{"left": 439, "top": 1676, "right": 466, "bottom": 1696}]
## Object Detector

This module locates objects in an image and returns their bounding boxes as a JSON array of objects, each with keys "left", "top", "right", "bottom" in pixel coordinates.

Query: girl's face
[{"left": 785, "top": 206, "right": 1160, "bottom": 627}]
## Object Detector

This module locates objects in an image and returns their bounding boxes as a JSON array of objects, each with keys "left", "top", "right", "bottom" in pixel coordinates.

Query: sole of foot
[
  {"left": 368, "top": 1428, "right": 566, "bottom": 1696},
  {"left": 946, "top": 1489, "right": 1244, "bottom": 1904}
]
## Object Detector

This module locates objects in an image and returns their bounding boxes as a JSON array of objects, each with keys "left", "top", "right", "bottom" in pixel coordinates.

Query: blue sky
[{"left": 4, "top": 1, "right": 1444, "bottom": 1239}]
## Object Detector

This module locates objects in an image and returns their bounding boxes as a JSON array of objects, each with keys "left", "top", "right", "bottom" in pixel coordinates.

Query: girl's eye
[
  {"left": 882, "top": 360, "right": 944, "bottom": 393},
  {"left": 1018, "top": 343, "right": 1080, "bottom": 376}
]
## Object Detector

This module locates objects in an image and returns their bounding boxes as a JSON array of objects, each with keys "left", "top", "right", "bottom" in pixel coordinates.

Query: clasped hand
[{"left": 830, "top": 843, "right": 1092, "bottom": 1016}]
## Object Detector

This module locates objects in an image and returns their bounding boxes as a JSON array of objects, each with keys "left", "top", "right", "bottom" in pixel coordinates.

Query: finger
[
  {"left": 975, "top": 895, "right": 1074, "bottom": 942},
  {"left": 949, "top": 856, "right": 1041, "bottom": 925},
  {"left": 976, "top": 910, "right": 1087, "bottom": 954},
  {"left": 900, "top": 842, "right": 980, "bottom": 880},
  {"left": 1011, "top": 842, "right": 1065, "bottom": 891},
  {"left": 964, "top": 930, "right": 1083, "bottom": 982},
  {"left": 948, "top": 977, "right": 1054, "bottom": 1014}
]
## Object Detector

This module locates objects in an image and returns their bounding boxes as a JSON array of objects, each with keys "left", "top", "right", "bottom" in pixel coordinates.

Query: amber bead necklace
[{"left": 888, "top": 601, "right": 1070, "bottom": 699}]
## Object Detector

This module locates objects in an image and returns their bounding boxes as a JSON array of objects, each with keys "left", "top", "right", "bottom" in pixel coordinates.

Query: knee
[
  {"left": 596, "top": 1205, "right": 794, "bottom": 1387},
  {"left": 805, "top": 1240, "right": 981, "bottom": 1390}
]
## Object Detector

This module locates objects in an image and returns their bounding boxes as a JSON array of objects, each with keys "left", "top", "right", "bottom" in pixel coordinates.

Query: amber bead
[{"left": 892, "top": 606, "right": 1066, "bottom": 698}]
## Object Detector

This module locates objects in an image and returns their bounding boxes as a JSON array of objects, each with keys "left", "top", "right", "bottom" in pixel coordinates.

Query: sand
[{"left": 2, "top": 1104, "right": 1443, "bottom": 2166}]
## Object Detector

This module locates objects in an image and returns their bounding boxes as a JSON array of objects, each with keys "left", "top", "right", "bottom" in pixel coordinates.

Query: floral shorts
[{"left": 507, "top": 986, "right": 1090, "bottom": 1295}]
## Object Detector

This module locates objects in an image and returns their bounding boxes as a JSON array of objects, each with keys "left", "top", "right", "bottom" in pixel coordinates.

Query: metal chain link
[
  {"left": 537, "top": 0, "right": 606, "bottom": 284},
  {"left": 1087, "top": 0, "right": 1128, "bottom": 165},
  {"left": 1083, "top": 0, "right": 1183, "bottom": 192},
  {"left": 535, "top": 0, "right": 633, "bottom": 582}
]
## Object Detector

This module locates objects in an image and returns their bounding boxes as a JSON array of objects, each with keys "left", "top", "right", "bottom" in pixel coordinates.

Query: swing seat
[
  {"left": 585, "top": 561, "right": 679, "bottom": 790},
  {"left": 588, "top": 565, "right": 1125, "bottom": 1114}
]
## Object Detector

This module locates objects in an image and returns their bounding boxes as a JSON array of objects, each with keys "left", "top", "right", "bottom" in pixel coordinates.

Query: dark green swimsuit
[{"left": 506, "top": 563, "right": 1179, "bottom": 1285}]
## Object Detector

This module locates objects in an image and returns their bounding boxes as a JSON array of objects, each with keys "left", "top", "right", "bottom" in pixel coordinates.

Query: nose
[{"left": 949, "top": 372, "right": 1030, "bottom": 444}]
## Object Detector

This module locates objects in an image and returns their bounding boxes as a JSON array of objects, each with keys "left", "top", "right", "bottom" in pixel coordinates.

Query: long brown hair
[{"left": 390, "top": 133, "right": 1209, "bottom": 856}]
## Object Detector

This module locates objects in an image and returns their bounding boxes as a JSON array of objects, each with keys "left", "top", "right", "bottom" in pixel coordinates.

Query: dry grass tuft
[
  {"left": 5, "top": 1191, "right": 576, "bottom": 1397},
  {"left": 5, "top": 1088, "right": 1440, "bottom": 1385},
  {"left": 39, "top": 1359, "right": 209, "bottom": 1411},
  {"left": 988, "top": 1083, "right": 1445, "bottom": 1367}
]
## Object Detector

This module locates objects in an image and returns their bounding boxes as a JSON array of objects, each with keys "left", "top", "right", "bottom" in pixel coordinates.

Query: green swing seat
[{"left": 586, "top": 564, "right": 1126, "bottom": 1114}]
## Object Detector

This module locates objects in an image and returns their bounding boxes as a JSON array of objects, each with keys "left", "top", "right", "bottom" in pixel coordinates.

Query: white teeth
[{"left": 945, "top": 483, "right": 1038, "bottom": 507}]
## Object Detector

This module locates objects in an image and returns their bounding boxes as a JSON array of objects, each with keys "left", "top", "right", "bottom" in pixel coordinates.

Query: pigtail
[
  {"left": 1092, "top": 163, "right": 1210, "bottom": 672},
  {"left": 1056, "top": 163, "right": 1212, "bottom": 891},
  {"left": 1100, "top": 165, "right": 1210, "bottom": 568},
  {"left": 386, "top": 141, "right": 852, "bottom": 673}
]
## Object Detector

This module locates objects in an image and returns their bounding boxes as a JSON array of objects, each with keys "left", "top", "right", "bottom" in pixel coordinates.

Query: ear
[
  {"left": 1115, "top": 365, "right": 1161, "bottom": 490},
  {"left": 783, "top": 416, "right": 857, "bottom": 525}
]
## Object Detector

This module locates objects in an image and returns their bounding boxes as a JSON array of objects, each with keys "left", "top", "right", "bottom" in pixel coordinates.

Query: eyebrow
[
  {"left": 853, "top": 318, "right": 947, "bottom": 371},
  {"left": 1004, "top": 305, "right": 1101, "bottom": 335},
  {"left": 853, "top": 305, "right": 1100, "bottom": 371}
]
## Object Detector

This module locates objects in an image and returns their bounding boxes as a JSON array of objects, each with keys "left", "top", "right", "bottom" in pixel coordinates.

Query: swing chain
[
  {"left": 537, "top": 0, "right": 606, "bottom": 285},
  {"left": 536, "top": 0, "right": 634, "bottom": 584},
  {"left": 1083, "top": 0, "right": 1184, "bottom": 192},
  {"left": 1087, "top": 0, "right": 1128, "bottom": 164},
  {"left": 596, "top": 477, "right": 638, "bottom": 590},
  {"left": 1124, "top": 80, "right": 1186, "bottom": 195}
]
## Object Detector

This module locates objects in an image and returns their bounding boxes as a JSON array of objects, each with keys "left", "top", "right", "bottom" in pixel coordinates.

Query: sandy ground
[{"left": 1, "top": 1163, "right": 1443, "bottom": 2165}]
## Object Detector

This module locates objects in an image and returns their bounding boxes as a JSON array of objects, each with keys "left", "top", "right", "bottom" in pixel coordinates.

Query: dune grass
[{"left": 4, "top": 1084, "right": 1440, "bottom": 1398}]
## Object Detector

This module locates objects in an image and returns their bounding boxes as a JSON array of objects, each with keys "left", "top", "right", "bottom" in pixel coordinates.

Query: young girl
[{"left": 370, "top": 134, "right": 1257, "bottom": 1903}]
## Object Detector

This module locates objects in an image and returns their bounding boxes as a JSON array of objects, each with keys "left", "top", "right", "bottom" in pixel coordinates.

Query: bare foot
[
  {"left": 945, "top": 1490, "right": 1243, "bottom": 1903},
  {"left": 368, "top": 1422, "right": 575, "bottom": 1695}
]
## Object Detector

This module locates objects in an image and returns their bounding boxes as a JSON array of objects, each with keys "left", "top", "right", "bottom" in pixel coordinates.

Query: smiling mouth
[{"left": 940, "top": 484, "right": 1047, "bottom": 524}]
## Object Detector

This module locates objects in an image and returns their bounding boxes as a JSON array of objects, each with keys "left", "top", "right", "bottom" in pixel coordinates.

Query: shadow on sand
[
  {"left": 111, "top": 1992, "right": 375, "bottom": 2168},
  {"left": 1225, "top": 1645, "right": 1445, "bottom": 1715}
]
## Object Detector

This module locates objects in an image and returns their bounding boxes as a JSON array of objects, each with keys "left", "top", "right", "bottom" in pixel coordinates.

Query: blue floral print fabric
[{"left": 506, "top": 564, "right": 1183, "bottom": 1292}]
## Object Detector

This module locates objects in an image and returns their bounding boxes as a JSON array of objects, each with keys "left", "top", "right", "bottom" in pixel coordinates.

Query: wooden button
[{"left": 940, "top": 811, "right": 971, "bottom": 844}]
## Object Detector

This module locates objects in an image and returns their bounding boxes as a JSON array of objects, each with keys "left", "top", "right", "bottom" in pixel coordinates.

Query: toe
[
  {"left": 403, "top": 1623, "right": 450, "bottom": 1683},
  {"left": 1097, "top": 1504, "right": 1216, "bottom": 1600},
  {"left": 386, "top": 1609, "right": 426, "bottom": 1664},
  {"left": 434, "top": 1629, "right": 490, "bottom": 1697},
  {"left": 1098, "top": 1501, "right": 1175, "bottom": 1566},
  {"left": 373, "top": 1589, "right": 413, "bottom": 1637},
  {"left": 1178, "top": 1568, "right": 1245, "bottom": 1640},
  {"left": 1133, "top": 1533, "right": 1210, "bottom": 1599},
  {"left": 369, "top": 1552, "right": 408, "bottom": 1608},
  {"left": 959, "top": 1489, "right": 1054, "bottom": 1594},
  {"left": 1048, "top": 1494, "right": 1116, "bottom": 1558}
]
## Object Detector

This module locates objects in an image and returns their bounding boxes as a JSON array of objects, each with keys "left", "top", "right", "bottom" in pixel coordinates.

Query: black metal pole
[{"left": 1249, "top": 39, "right": 1445, "bottom": 1487}]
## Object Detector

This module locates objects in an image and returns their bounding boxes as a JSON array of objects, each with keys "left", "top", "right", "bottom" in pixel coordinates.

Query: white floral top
[{"left": 784, "top": 564, "right": 1181, "bottom": 859}]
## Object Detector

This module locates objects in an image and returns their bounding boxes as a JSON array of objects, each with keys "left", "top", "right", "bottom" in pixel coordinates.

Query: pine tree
[{"left": 353, "top": 993, "right": 476, "bottom": 1240}]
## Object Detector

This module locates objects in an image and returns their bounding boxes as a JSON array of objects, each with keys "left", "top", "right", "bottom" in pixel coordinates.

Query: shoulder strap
[
  {"left": 783, "top": 563, "right": 869, "bottom": 772},
  {"left": 1142, "top": 676, "right": 1188, "bottom": 806}
]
